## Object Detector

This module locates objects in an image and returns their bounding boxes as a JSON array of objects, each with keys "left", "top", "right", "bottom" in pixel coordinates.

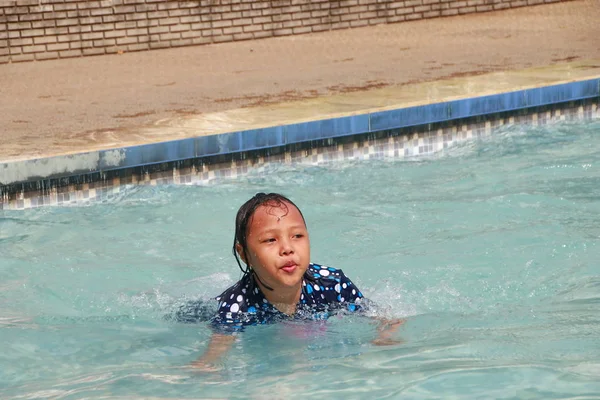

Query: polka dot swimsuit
[{"left": 212, "top": 263, "right": 365, "bottom": 333}]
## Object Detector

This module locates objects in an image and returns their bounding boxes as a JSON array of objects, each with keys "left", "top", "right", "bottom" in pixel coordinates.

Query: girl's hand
[
  {"left": 188, "top": 360, "right": 222, "bottom": 372},
  {"left": 373, "top": 318, "right": 405, "bottom": 346}
]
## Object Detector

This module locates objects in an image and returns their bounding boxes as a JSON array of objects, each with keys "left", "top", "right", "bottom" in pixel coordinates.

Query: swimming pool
[{"left": 1, "top": 119, "right": 600, "bottom": 398}]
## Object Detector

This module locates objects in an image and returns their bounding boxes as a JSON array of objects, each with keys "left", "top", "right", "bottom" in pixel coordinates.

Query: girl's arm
[{"left": 190, "top": 333, "right": 236, "bottom": 371}]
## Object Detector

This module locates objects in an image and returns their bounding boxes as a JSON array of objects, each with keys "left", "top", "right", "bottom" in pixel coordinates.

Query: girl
[{"left": 182, "top": 192, "right": 402, "bottom": 370}]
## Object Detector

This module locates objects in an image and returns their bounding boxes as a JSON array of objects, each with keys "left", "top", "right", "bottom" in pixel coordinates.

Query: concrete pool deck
[{"left": 0, "top": 0, "right": 599, "bottom": 185}]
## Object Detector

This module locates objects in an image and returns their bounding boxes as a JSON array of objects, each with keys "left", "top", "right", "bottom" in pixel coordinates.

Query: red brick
[
  {"left": 181, "top": 30, "right": 202, "bottom": 38},
  {"left": 126, "top": 28, "right": 148, "bottom": 36},
  {"left": 115, "top": 21, "right": 137, "bottom": 29},
  {"left": 191, "top": 22, "right": 212, "bottom": 29},
  {"left": 8, "top": 21, "right": 31, "bottom": 30},
  {"left": 387, "top": 15, "right": 406, "bottom": 22},
  {"left": 192, "top": 36, "right": 212, "bottom": 44},
  {"left": 83, "top": 47, "right": 106, "bottom": 55},
  {"left": 233, "top": 32, "right": 254, "bottom": 40},
  {"left": 159, "top": 32, "right": 180, "bottom": 40},
  {"left": 22, "top": 44, "right": 46, "bottom": 53},
  {"left": 59, "top": 49, "right": 83, "bottom": 58},
  {"left": 116, "top": 36, "right": 138, "bottom": 45},
  {"left": 441, "top": 8, "right": 459, "bottom": 15},
  {"left": 332, "top": 21, "right": 351, "bottom": 29},
  {"left": 213, "top": 19, "right": 233, "bottom": 28},
  {"left": 414, "top": 5, "right": 431, "bottom": 12},
  {"left": 19, "top": 13, "right": 44, "bottom": 22},
  {"left": 213, "top": 34, "right": 234, "bottom": 42},
  {"left": 406, "top": 12, "right": 424, "bottom": 19},
  {"left": 149, "top": 25, "right": 169, "bottom": 34},
  {"left": 103, "top": 30, "right": 127, "bottom": 38},
  {"left": 79, "top": 17, "right": 103, "bottom": 24},
  {"left": 47, "top": 42, "right": 70, "bottom": 51},
  {"left": 53, "top": 2, "right": 78, "bottom": 11},
  {"left": 168, "top": 9, "right": 190, "bottom": 17},
  {"left": 33, "top": 35, "right": 57, "bottom": 44},
  {"left": 35, "top": 51, "right": 59, "bottom": 60},
  {"left": 103, "top": 15, "right": 127, "bottom": 23},
  {"left": 292, "top": 26, "right": 311, "bottom": 34},
  {"left": 21, "top": 29, "right": 45, "bottom": 37},
  {"left": 302, "top": 17, "right": 321, "bottom": 25},
  {"left": 81, "top": 32, "right": 103, "bottom": 40},
  {"left": 180, "top": 15, "right": 202, "bottom": 23},
  {"left": 349, "top": 19, "right": 368, "bottom": 26},
  {"left": 32, "top": 20, "right": 56, "bottom": 28},
  {"left": 253, "top": 31, "right": 274, "bottom": 38},
  {"left": 170, "top": 38, "right": 194, "bottom": 46},
  {"left": 273, "top": 28, "right": 292, "bottom": 35},
  {"left": 58, "top": 34, "right": 81, "bottom": 42},
  {"left": 243, "top": 24, "right": 262, "bottom": 32},
  {"left": 341, "top": 13, "right": 360, "bottom": 21},
  {"left": 11, "top": 53, "right": 35, "bottom": 62},
  {"left": 9, "top": 37, "right": 33, "bottom": 46},
  {"left": 292, "top": 11, "right": 310, "bottom": 19},
  {"left": 127, "top": 42, "right": 150, "bottom": 51}
]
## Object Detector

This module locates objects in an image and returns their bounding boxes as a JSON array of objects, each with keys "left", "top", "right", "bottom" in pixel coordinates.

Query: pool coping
[{"left": 1, "top": 65, "right": 600, "bottom": 187}]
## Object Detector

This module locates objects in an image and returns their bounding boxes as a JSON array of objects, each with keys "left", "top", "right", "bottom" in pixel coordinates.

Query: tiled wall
[
  {"left": 1, "top": 99, "right": 597, "bottom": 210},
  {"left": 0, "top": 0, "right": 570, "bottom": 64}
]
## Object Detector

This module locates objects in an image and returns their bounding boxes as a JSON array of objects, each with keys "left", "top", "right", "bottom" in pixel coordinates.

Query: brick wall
[{"left": 0, "top": 0, "right": 569, "bottom": 64}]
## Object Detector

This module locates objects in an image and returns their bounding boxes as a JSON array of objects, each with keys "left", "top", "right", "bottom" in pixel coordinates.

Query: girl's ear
[{"left": 235, "top": 243, "right": 247, "bottom": 264}]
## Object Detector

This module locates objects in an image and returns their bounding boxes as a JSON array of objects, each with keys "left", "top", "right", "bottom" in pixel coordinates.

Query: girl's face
[{"left": 238, "top": 202, "right": 310, "bottom": 294}]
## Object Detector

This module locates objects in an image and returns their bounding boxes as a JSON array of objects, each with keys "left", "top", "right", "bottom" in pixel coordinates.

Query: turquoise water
[{"left": 1, "top": 119, "right": 600, "bottom": 399}]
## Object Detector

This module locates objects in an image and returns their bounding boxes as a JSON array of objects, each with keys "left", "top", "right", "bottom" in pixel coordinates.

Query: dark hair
[{"left": 232, "top": 193, "right": 306, "bottom": 279}]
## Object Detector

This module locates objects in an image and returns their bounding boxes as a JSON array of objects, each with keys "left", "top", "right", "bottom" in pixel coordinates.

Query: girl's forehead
[{"left": 249, "top": 202, "right": 304, "bottom": 228}]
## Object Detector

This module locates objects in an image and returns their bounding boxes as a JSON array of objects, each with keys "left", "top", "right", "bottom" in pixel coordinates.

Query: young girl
[{"left": 182, "top": 192, "right": 402, "bottom": 370}]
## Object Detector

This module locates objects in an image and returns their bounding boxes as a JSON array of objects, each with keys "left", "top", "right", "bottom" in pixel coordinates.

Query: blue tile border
[
  {"left": 1, "top": 98, "right": 598, "bottom": 210},
  {"left": 1, "top": 78, "right": 599, "bottom": 186}
]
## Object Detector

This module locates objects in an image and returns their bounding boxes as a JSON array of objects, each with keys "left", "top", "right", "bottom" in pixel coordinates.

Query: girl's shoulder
[{"left": 306, "top": 262, "right": 349, "bottom": 281}]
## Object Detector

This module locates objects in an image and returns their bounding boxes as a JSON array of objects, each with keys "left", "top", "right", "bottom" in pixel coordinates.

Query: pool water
[{"left": 1, "top": 119, "right": 600, "bottom": 399}]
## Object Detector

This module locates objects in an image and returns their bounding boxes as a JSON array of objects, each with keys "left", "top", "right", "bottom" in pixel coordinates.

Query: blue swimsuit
[{"left": 173, "top": 263, "right": 366, "bottom": 332}]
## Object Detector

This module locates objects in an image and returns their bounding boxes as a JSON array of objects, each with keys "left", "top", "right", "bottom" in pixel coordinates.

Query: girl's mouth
[{"left": 281, "top": 262, "right": 297, "bottom": 273}]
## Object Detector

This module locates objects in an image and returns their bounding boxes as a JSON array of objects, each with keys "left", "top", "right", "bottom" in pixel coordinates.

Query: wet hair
[{"left": 232, "top": 193, "right": 306, "bottom": 283}]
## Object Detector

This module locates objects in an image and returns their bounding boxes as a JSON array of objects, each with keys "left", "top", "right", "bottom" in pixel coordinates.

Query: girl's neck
[{"left": 255, "top": 278, "right": 302, "bottom": 315}]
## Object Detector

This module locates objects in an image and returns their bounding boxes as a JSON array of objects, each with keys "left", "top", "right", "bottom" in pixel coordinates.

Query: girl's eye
[
  {"left": 264, "top": 238, "right": 276, "bottom": 243},
  {"left": 293, "top": 234, "right": 304, "bottom": 239}
]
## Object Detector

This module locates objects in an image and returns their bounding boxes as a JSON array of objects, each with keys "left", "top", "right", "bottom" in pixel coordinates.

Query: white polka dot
[
  {"left": 237, "top": 295, "right": 244, "bottom": 302},
  {"left": 335, "top": 283, "right": 341, "bottom": 293},
  {"left": 319, "top": 269, "right": 330, "bottom": 277},
  {"left": 321, "top": 294, "right": 325, "bottom": 299},
  {"left": 220, "top": 302, "right": 227, "bottom": 308},
  {"left": 314, "top": 284, "right": 320, "bottom": 291},
  {"left": 342, "top": 283, "right": 347, "bottom": 289},
  {"left": 230, "top": 294, "right": 234, "bottom": 299},
  {"left": 263, "top": 298, "right": 268, "bottom": 303},
  {"left": 352, "top": 289, "right": 356, "bottom": 295},
  {"left": 230, "top": 303, "right": 239, "bottom": 313},
  {"left": 340, "top": 297, "right": 345, "bottom": 302},
  {"left": 242, "top": 289, "right": 246, "bottom": 294}
]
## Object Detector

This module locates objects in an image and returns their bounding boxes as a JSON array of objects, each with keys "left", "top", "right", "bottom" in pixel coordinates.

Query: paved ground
[{"left": 0, "top": 0, "right": 598, "bottom": 162}]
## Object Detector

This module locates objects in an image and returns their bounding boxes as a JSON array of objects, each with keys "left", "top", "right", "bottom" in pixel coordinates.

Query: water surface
[{"left": 1, "top": 120, "right": 600, "bottom": 399}]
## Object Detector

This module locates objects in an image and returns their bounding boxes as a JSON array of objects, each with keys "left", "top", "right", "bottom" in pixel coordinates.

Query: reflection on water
[{"left": 1, "top": 120, "right": 600, "bottom": 398}]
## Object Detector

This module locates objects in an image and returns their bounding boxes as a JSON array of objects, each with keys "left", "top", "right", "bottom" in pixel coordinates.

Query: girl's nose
[{"left": 280, "top": 238, "right": 294, "bottom": 255}]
